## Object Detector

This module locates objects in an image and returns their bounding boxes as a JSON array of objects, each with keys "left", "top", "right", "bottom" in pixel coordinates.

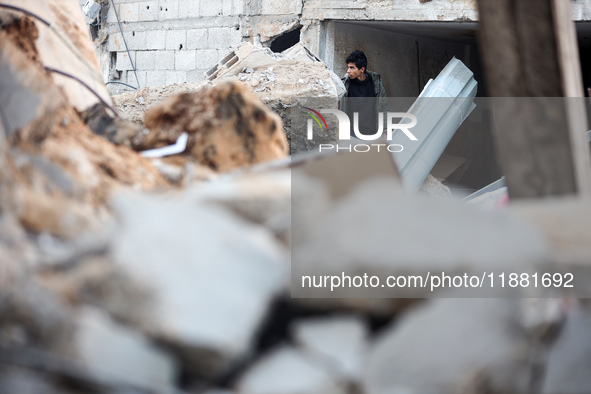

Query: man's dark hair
[{"left": 346, "top": 50, "right": 368, "bottom": 71}]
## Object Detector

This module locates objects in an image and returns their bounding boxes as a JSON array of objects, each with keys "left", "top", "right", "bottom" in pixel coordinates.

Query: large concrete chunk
[
  {"left": 541, "top": 305, "right": 591, "bottom": 393},
  {"left": 291, "top": 316, "right": 368, "bottom": 382},
  {"left": 237, "top": 346, "right": 346, "bottom": 394},
  {"left": 75, "top": 307, "right": 177, "bottom": 389},
  {"left": 110, "top": 192, "right": 287, "bottom": 377},
  {"left": 364, "top": 298, "right": 533, "bottom": 394},
  {"left": 294, "top": 177, "right": 549, "bottom": 298},
  {"left": 208, "top": 43, "right": 345, "bottom": 154}
]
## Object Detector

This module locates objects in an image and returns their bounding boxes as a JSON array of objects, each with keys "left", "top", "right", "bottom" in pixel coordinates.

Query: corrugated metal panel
[{"left": 392, "top": 57, "right": 477, "bottom": 191}]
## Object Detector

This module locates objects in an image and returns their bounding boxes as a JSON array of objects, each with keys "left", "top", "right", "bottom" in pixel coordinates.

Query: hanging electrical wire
[
  {"left": 45, "top": 67, "right": 118, "bottom": 117},
  {"left": 108, "top": 0, "right": 140, "bottom": 89}
]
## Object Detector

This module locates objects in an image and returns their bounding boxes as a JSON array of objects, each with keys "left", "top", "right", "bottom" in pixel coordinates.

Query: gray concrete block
[
  {"left": 175, "top": 50, "right": 196, "bottom": 70},
  {"left": 155, "top": 51, "right": 175, "bottom": 70},
  {"left": 200, "top": 0, "right": 222, "bottom": 16},
  {"left": 179, "top": 0, "right": 201, "bottom": 18},
  {"left": 108, "top": 32, "right": 124, "bottom": 52},
  {"left": 136, "top": 70, "right": 147, "bottom": 89},
  {"left": 146, "top": 30, "right": 166, "bottom": 50},
  {"left": 187, "top": 28, "right": 208, "bottom": 50},
  {"left": 119, "top": 3, "right": 139, "bottom": 22},
  {"left": 146, "top": 70, "right": 166, "bottom": 87},
  {"left": 111, "top": 30, "right": 146, "bottom": 52},
  {"left": 115, "top": 51, "right": 135, "bottom": 71},
  {"left": 208, "top": 27, "right": 230, "bottom": 49},
  {"left": 261, "top": 0, "right": 298, "bottom": 14},
  {"left": 107, "top": 4, "right": 118, "bottom": 23},
  {"left": 166, "top": 29, "right": 186, "bottom": 50},
  {"left": 166, "top": 70, "right": 187, "bottom": 85},
  {"left": 159, "top": 0, "right": 179, "bottom": 20},
  {"left": 127, "top": 30, "right": 146, "bottom": 51},
  {"left": 197, "top": 49, "right": 219, "bottom": 68},
  {"left": 138, "top": 1, "right": 158, "bottom": 21},
  {"left": 124, "top": 70, "right": 144, "bottom": 88},
  {"left": 136, "top": 51, "right": 156, "bottom": 70},
  {"left": 230, "top": 30, "right": 243, "bottom": 47},
  {"left": 222, "top": 0, "right": 233, "bottom": 15},
  {"left": 234, "top": 0, "right": 244, "bottom": 15},
  {"left": 75, "top": 307, "right": 177, "bottom": 389}
]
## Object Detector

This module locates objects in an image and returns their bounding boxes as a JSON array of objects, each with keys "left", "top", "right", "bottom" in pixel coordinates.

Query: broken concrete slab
[
  {"left": 189, "top": 169, "right": 291, "bottom": 244},
  {"left": 212, "top": 43, "right": 344, "bottom": 155},
  {"left": 110, "top": 192, "right": 287, "bottom": 378},
  {"left": 75, "top": 307, "right": 177, "bottom": 389},
  {"left": 363, "top": 298, "right": 535, "bottom": 394},
  {"left": 236, "top": 346, "right": 346, "bottom": 394},
  {"left": 509, "top": 197, "right": 591, "bottom": 266},
  {"left": 291, "top": 315, "right": 368, "bottom": 383},
  {"left": 541, "top": 304, "right": 591, "bottom": 394},
  {"left": 143, "top": 81, "right": 288, "bottom": 173},
  {"left": 293, "top": 177, "right": 549, "bottom": 298}
]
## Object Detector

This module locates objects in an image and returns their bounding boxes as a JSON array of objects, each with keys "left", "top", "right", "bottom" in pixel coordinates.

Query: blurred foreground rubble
[{"left": 2, "top": 4, "right": 591, "bottom": 394}]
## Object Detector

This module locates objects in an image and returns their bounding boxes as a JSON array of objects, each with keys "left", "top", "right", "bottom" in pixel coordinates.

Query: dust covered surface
[{"left": 143, "top": 81, "right": 288, "bottom": 172}]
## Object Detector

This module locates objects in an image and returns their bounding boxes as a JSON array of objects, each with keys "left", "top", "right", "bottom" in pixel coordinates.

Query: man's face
[{"left": 347, "top": 62, "right": 365, "bottom": 80}]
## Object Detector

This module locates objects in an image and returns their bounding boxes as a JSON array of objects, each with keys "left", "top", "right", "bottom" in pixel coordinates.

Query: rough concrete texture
[
  {"left": 144, "top": 81, "right": 288, "bottom": 172},
  {"left": 75, "top": 307, "right": 177, "bottom": 388},
  {"left": 237, "top": 346, "right": 346, "bottom": 394},
  {"left": 189, "top": 169, "right": 291, "bottom": 244},
  {"left": 293, "top": 177, "right": 549, "bottom": 298},
  {"left": 541, "top": 305, "right": 591, "bottom": 393},
  {"left": 110, "top": 192, "right": 287, "bottom": 378},
  {"left": 364, "top": 298, "right": 536, "bottom": 394},
  {"left": 292, "top": 316, "right": 369, "bottom": 382},
  {"left": 0, "top": 15, "right": 166, "bottom": 238},
  {"left": 114, "top": 43, "right": 344, "bottom": 155}
]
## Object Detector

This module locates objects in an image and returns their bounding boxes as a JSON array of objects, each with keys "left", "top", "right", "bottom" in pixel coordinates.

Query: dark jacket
[{"left": 339, "top": 70, "right": 388, "bottom": 130}]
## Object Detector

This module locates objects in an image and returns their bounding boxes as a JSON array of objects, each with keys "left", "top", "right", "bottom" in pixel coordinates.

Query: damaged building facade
[{"left": 90, "top": 0, "right": 591, "bottom": 96}]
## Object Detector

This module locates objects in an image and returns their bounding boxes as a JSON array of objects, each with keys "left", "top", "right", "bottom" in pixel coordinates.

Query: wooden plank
[{"left": 476, "top": 0, "right": 591, "bottom": 198}]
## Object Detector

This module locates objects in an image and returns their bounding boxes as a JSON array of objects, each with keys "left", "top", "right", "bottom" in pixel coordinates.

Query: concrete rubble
[
  {"left": 113, "top": 42, "right": 345, "bottom": 155},
  {"left": 2, "top": 3, "right": 591, "bottom": 394}
]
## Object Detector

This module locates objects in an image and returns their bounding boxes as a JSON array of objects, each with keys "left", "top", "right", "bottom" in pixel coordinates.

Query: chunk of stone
[
  {"left": 541, "top": 305, "right": 591, "bottom": 394},
  {"left": 291, "top": 315, "right": 368, "bottom": 382},
  {"left": 75, "top": 307, "right": 177, "bottom": 389},
  {"left": 110, "top": 192, "right": 287, "bottom": 378},
  {"left": 364, "top": 298, "right": 534, "bottom": 394},
  {"left": 237, "top": 346, "right": 345, "bottom": 394},
  {"left": 294, "top": 177, "right": 549, "bottom": 298}
]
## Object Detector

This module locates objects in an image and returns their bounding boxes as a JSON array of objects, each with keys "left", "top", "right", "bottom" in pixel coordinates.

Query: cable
[
  {"left": 45, "top": 66, "right": 118, "bottom": 117},
  {"left": 105, "top": 81, "right": 138, "bottom": 89},
  {"left": 90, "top": 15, "right": 107, "bottom": 26},
  {"left": 0, "top": 3, "right": 50, "bottom": 26},
  {"left": 0, "top": 3, "right": 107, "bottom": 88},
  {"left": 1, "top": 3, "right": 134, "bottom": 108},
  {"left": 110, "top": 0, "right": 140, "bottom": 89}
]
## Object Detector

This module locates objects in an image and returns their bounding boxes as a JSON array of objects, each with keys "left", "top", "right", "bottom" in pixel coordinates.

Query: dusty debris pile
[
  {"left": 142, "top": 81, "right": 288, "bottom": 172},
  {"left": 114, "top": 42, "right": 345, "bottom": 154}
]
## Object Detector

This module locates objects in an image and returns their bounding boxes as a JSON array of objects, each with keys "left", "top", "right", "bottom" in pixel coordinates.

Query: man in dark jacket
[{"left": 340, "top": 50, "right": 388, "bottom": 137}]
